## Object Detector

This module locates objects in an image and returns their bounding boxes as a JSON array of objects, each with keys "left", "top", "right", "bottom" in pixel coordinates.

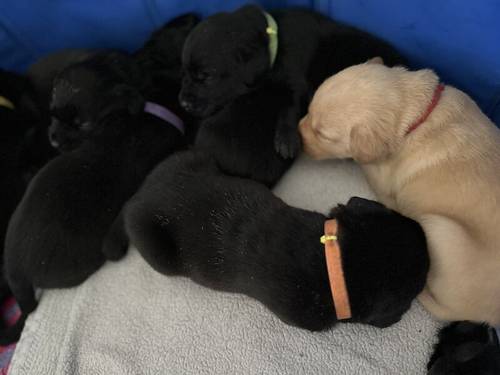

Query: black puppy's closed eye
[
  {"left": 193, "top": 72, "right": 208, "bottom": 82},
  {"left": 192, "top": 70, "right": 216, "bottom": 84},
  {"left": 52, "top": 106, "right": 75, "bottom": 122},
  {"left": 51, "top": 108, "right": 79, "bottom": 129}
]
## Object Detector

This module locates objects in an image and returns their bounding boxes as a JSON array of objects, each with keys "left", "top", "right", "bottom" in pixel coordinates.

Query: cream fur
[{"left": 300, "top": 59, "right": 500, "bottom": 324}]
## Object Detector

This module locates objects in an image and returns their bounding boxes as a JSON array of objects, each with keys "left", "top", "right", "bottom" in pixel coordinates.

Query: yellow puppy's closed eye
[
  {"left": 315, "top": 127, "right": 338, "bottom": 143},
  {"left": 322, "top": 134, "right": 340, "bottom": 143},
  {"left": 306, "top": 116, "right": 337, "bottom": 142}
]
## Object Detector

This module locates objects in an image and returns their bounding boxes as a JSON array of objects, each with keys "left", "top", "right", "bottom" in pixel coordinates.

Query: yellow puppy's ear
[
  {"left": 349, "top": 123, "right": 391, "bottom": 163},
  {"left": 366, "top": 57, "right": 384, "bottom": 65}
]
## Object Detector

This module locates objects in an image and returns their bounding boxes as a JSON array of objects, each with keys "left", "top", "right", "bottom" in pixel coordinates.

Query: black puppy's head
[
  {"left": 180, "top": 5, "right": 271, "bottom": 117},
  {"left": 137, "top": 13, "right": 200, "bottom": 84},
  {"left": 49, "top": 51, "right": 145, "bottom": 152},
  {"left": 332, "top": 197, "right": 429, "bottom": 328}
]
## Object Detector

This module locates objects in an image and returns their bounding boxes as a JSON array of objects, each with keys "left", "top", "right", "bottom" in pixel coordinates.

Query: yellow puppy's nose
[
  {"left": 299, "top": 114, "right": 308, "bottom": 126},
  {"left": 298, "top": 115, "right": 309, "bottom": 133}
]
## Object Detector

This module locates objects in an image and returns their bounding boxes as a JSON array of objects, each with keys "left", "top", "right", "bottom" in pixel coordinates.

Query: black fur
[
  {"left": 124, "top": 150, "right": 428, "bottom": 331},
  {"left": 1, "top": 14, "right": 198, "bottom": 344},
  {"left": 27, "top": 48, "right": 98, "bottom": 110},
  {"left": 134, "top": 13, "right": 200, "bottom": 143},
  {"left": 0, "top": 69, "right": 55, "bottom": 177},
  {"left": 47, "top": 50, "right": 148, "bottom": 152},
  {"left": 180, "top": 5, "right": 406, "bottom": 185},
  {"left": 428, "top": 322, "right": 500, "bottom": 375},
  {"left": 0, "top": 70, "right": 54, "bottom": 300},
  {"left": 194, "top": 80, "right": 294, "bottom": 186}
]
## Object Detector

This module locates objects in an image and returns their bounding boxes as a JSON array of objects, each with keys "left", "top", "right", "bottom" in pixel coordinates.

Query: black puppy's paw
[
  {"left": 274, "top": 123, "right": 301, "bottom": 159},
  {"left": 427, "top": 322, "right": 500, "bottom": 375},
  {"left": 102, "top": 213, "right": 128, "bottom": 261},
  {"left": 102, "top": 238, "right": 128, "bottom": 261}
]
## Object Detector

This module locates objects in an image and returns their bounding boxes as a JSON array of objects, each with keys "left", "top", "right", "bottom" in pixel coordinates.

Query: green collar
[
  {"left": 0, "top": 95, "right": 15, "bottom": 110},
  {"left": 262, "top": 11, "right": 278, "bottom": 67}
]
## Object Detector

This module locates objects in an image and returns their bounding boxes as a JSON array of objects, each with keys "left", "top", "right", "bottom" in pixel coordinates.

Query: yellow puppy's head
[{"left": 300, "top": 57, "right": 438, "bottom": 164}]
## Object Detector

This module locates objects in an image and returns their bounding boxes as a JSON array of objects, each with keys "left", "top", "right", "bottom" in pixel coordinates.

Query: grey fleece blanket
[{"left": 9, "top": 154, "right": 442, "bottom": 375}]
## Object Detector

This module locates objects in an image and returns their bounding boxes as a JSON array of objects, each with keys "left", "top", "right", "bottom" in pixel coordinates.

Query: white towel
[{"left": 9, "top": 154, "right": 442, "bottom": 375}]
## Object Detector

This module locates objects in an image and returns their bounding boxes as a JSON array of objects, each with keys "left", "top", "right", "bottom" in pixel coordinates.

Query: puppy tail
[{"left": 0, "top": 274, "right": 37, "bottom": 345}]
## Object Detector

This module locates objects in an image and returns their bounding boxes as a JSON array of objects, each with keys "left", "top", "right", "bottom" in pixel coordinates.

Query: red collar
[{"left": 405, "top": 83, "right": 445, "bottom": 136}]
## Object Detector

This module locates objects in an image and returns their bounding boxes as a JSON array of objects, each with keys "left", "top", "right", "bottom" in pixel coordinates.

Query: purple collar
[{"left": 144, "top": 102, "right": 185, "bottom": 135}]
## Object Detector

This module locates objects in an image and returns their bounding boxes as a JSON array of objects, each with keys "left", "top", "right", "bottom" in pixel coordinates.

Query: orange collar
[
  {"left": 321, "top": 219, "right": 352, "bottom": 320},
  {"left": 405, "top": 83, "right": 445, "bottom": 136}
]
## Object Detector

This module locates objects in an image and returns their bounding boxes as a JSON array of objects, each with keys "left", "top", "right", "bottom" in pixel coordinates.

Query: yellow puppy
[{"left": 300, "top": 57, "right": 500, "bottom": 325}]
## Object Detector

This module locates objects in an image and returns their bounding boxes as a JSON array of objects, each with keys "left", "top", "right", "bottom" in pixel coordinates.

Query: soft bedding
[{"left": 8, "top": 155, "right": 442, "bottom": 375}]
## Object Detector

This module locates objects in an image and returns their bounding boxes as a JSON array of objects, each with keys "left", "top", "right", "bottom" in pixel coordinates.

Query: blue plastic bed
[{"left": 1, "top": 0, "right": 499, "bottom": 125}]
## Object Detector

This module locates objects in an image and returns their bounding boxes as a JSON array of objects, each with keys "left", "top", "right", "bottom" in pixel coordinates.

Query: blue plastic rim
[{"left": 0, "top": 0, "right": 498, "bottom": 125}]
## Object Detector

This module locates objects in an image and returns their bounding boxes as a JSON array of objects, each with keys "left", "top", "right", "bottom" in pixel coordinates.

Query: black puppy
[
  {"left": 180, "top": 5, "right": 406, "bottom": 184},
  {"left": 428, "top": 322, "right": 500, "bottom": 375},
  {"left": 1, "top": 14, "right": 196, "bottom": 343},
  {"left": 0, "top": 70, "right": 54, "bottom": 299},
  {"left": 27, "top": 48, "right": 98, "bottom": 110},
  {"left": 134, "top": 13, "right": 199, "bottom": 142},
  {"left": 194, "top": 81, "right": 294, "bottom": 186},
  {"left": 124, "top": 151, "right": 429, "bottom": 330}
]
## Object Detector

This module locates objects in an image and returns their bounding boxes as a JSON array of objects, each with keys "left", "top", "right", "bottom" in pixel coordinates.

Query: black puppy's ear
[
  {"left": 328, "top": 197, "right": 388, "bottom": 227},
  {"left": 453, "top": 342, "right": 485, "bottom": 363},
  {"left": 111, "top": 84, "right": 145, "bottom": 115},
  {"left": 346, "top": 197, "right": 387, "bottom": 213},
  {"left": 236, "top": 4, "right": 263, "bottom": 16},
  {"left": 165, "top": 13, "right": 200, "bottom": 31}
]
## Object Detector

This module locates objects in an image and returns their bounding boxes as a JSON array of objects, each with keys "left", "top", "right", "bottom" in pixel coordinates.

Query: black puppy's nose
[
  {"left": 48, "top": 128, "right": 59, "bottom": 148},
  {"left": 180, "top": 99, "right": 193, "bottom": 112},
  {"left": 48, "top": 120, "right": 61, "bottom": 148}
]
